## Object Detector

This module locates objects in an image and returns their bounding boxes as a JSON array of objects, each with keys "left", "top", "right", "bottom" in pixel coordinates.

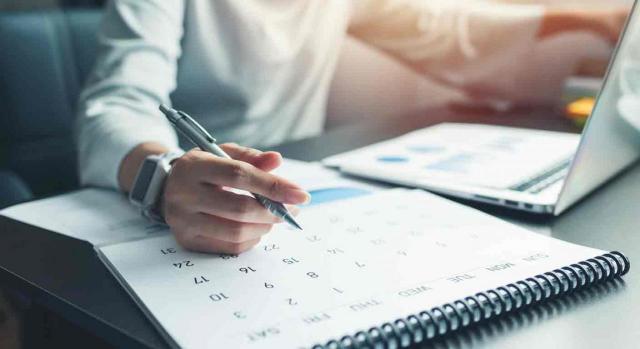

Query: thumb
[{"left": 219, "top": 143, "right": 283, "bottom": 172}]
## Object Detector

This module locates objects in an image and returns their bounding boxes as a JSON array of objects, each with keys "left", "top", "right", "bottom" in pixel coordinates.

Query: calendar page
[{"left": 98, "top": 189, "right": 603, "bottom": 348}]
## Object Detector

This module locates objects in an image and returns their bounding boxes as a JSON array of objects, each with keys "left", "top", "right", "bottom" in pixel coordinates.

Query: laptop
[{"left": 324, "top": 2, "right": 640, "bottom": 215}]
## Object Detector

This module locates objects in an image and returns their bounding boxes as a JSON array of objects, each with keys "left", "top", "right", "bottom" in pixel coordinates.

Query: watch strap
[{"left": 130, "top": 151, "right": 183, "bottom": 224}]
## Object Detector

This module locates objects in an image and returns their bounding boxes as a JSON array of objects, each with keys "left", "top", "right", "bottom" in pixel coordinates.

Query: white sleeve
[
  {"left": 76, "top": 0, "right": 185, "bottom": 190},
  {"left": 349, "top": 0, "right": 546, "bottom": 103}
]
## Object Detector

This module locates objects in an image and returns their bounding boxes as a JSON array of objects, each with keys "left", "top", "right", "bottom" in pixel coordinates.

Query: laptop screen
[{"left": 556, "top": 0, "right": 640, "bottom": 214}]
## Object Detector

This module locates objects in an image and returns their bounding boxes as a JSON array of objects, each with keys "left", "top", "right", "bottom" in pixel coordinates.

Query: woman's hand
[
  {"left": 161, "top": 143, "right": 309, "bottom": 254},
  {"left": 539, "top": 7, "right": 630, "bottom": 44}
]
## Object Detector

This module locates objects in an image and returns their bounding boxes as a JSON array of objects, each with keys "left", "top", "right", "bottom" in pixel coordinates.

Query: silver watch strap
[{"left": 134, "top": 151, "right": 183, "bottom": 224}]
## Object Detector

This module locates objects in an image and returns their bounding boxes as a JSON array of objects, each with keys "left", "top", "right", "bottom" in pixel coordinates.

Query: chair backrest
[{"left": 0, "top": 9, "right": 101, "bottom": 197}]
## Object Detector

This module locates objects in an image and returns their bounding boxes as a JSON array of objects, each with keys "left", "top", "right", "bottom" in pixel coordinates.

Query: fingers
[
  {"left": 188, "top": 184, "right": 284, "bottom": 224},
  {"left": 183, "top": 152, "right": 310, "bottom": 204},
  {"left": 538, "top": 8, "right": 628, "bottom": 43},
  {"left": 220, "top": 143, "right": 282, "bottom": 172},
  {"left": 177, "top": 234, "right": 262, "bottom": 255},
  {"left": 164, "top": 148, "right": 307, "bottom": 255},
  {"left": 170, "top": 213, "right": 272, "bottom": 253},
  {"left": 584, "top": 8, "right": 629, "bottom": 43},
  {"left": 193, "top": 213, "right": 273, "bottom": 243}
]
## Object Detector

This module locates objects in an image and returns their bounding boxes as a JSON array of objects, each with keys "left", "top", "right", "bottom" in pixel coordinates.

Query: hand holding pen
[{"left": 158, "top": 105, "right": 308, "bottom": 254}]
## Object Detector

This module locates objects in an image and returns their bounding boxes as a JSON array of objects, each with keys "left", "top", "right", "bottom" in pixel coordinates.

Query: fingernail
[{"left": 286, "top": 189, "right": 311, "bottom": 204}]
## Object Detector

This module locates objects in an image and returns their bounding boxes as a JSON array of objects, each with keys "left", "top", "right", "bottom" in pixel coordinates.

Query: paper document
[
  {"left": 0, "top": 159, "right": 381, "bottom": 245},
  {"left": 324, "top": 123, "right": 580, "bottom": 190},
  {"left": 0, "top": 189, "right": 168, "bottom": 245},
  {"left": 98, "top": 189, "right": 604, "bottom": 348}
]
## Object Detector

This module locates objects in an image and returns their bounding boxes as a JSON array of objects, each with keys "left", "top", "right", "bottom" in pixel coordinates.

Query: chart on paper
[{"left": 324, "top": 123, "right": 580, "bottom": 190}]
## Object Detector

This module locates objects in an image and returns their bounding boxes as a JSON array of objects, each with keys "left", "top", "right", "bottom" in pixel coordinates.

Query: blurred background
[
  {"left": 0, "top": 0, "right": 101, "bottom": 10},
  {"left": 0, "top": 0, "right": 633, "bottom": 206}
]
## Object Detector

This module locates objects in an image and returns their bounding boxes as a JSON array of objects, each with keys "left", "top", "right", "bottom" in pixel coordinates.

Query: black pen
[{"left": 159, "top": 104, "right": 303, "bottom": 230}]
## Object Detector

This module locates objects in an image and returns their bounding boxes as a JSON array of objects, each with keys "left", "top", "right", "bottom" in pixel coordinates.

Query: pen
[{"left": 159, "top": 104, "right": 303, "bottom": 230}]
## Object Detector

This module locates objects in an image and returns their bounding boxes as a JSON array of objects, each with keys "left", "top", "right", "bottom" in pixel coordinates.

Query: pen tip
[
  {"left": 159, "top": 104, "right": 170, "bottom": 113},
  {"left": 284, "top": 214, "right": 303, "bottom": 230}
]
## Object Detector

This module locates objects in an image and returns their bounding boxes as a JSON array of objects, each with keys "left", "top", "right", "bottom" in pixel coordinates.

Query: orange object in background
[{"left": 565, "top": 97, "right": 596, "bottom": 127}]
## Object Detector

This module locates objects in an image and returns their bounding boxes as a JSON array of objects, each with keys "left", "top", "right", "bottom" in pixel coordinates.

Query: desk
[{"left": 0, "top": 108, "right": 638, "bottom": 348}]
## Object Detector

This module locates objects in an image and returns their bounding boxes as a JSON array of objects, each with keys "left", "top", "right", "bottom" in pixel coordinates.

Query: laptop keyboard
[{"left": 510, "top": 159, "right": 572, "bottom": 194}]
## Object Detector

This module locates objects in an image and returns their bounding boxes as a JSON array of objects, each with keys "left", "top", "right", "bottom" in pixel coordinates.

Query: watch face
[{"left": 131, "top": 159, "right": 156, "bottom": 203}]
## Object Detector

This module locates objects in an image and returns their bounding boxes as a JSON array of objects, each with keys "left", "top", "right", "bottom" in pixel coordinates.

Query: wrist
[
  {"left": 119, "top": 142, "right": 172, "bottom": 193},
  {"left": 129, "top": 151, "right": 182, "bottom": 223}
]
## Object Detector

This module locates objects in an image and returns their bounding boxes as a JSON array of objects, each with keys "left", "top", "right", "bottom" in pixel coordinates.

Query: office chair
[{"left": 0, "top": 9, "right": 101, "bottom": 208}]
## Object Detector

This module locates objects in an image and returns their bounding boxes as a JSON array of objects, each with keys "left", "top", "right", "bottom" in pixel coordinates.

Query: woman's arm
[
  {"left": 77, "top": 0, "right": 309, "bottom": 254},
  {"left": 76, "top": 0, "right": 186, "bottom": 190},
  {"left": 348, "top": 0, "right": 628, "bottom": 103}
]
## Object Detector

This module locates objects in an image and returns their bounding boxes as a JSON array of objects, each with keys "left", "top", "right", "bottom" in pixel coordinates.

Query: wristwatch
[{"left": 129, "top": 152, "right": 182, "bottom": 223}]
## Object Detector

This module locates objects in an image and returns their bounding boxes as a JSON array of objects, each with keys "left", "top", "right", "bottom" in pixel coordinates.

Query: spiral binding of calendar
[{"left": 313, "top": 251, "right": 630, "bottom": 349}]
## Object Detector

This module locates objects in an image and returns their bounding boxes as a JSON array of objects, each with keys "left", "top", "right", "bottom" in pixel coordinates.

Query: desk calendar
[{"left": 96, "top": 189, "right": 629, "bottom": 348}]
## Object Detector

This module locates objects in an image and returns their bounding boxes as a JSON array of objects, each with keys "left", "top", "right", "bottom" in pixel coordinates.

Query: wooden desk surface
[{"left": 0, "top": 108, "right": 638, "bottom": 348}]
